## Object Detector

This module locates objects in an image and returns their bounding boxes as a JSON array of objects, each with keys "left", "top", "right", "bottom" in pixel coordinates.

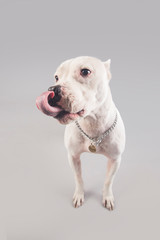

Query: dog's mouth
[
  {"left": 36, "top": 91, "right": 84, "bottom": 120},
  {"left": 54, "top": 108, "right": 84, "bottom": 120}
]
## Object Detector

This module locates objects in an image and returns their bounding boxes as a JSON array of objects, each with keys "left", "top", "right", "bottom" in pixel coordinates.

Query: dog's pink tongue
[{"left": 36, "top": 91, "right": 62, "bottom": 117}]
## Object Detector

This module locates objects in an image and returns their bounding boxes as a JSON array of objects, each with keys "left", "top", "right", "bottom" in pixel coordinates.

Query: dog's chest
[{"left": 80, "top": 132, "right": 114, "bottom": 155}]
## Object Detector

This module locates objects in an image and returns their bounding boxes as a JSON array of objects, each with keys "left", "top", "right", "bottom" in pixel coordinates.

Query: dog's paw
[
  {"left": 102, "top": 195, "right": 114, "bottom": 211},
  {"left": 73, "top": 192, "right": 84, "bottom": 208}
]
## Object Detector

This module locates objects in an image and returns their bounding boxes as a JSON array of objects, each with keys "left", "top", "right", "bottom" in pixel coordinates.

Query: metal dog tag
[{"left": 88, "top": 144, "right": 96, "bottom": 153}]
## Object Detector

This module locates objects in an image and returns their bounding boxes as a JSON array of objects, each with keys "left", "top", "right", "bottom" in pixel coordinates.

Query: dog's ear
[{"left": 104, "top": 59, "right": 112, "bottom": 81}]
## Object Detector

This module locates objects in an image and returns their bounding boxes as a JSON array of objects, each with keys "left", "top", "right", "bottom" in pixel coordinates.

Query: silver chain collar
[{"left": 75, "top": 112, "right": 118, "bottom": 147}]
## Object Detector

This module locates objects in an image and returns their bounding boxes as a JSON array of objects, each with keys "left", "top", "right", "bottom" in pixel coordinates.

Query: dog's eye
[
  {"left": 55, "top": 75, "right": 59, "bottom": 82},
  {"left": 81, "top": 69, "right": 91, "bottom": 77}
]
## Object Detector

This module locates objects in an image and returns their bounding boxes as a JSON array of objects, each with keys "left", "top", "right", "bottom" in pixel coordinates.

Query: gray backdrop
[{"left": 0, "top": 0, "right": 160, "bottom": 239}]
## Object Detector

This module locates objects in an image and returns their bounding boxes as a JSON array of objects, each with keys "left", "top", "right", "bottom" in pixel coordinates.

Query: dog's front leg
[
  {"left": 68, "top": 153, "right": 84, "bottom": 208},
  {"left": 102, "top": 156, "right": 121, "bottom": 210}
]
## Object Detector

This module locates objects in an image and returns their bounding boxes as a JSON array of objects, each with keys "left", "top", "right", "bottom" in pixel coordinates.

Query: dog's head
[{"left": 36, "top": 56, "right": 111, "bottom": 124}]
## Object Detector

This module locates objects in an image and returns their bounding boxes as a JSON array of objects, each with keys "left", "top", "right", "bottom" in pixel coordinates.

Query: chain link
[{"left": 75, "top": 112, "right": 118, "bottom": 146}]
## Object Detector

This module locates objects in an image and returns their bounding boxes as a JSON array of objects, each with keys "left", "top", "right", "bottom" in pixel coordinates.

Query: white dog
[{"left": 36, "top": 56, "right": 125, "bottom": 210}]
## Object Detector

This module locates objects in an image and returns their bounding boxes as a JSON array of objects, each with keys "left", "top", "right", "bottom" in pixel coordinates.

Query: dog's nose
[
  {"left": 48, "top": 85, "right": 61, "bottom": 94},
  {"left": 48, "top": 85, "right": 61, "bottom": 103}
]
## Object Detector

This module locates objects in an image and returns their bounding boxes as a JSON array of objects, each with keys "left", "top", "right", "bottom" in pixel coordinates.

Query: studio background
[{"left": 0, "top": 0, "right": 160, "bottom": 239}]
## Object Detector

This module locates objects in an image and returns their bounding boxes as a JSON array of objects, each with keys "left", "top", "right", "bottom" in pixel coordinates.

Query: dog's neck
[{"left": 79, "top": 87, "right": 117, "bottom": 138}]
